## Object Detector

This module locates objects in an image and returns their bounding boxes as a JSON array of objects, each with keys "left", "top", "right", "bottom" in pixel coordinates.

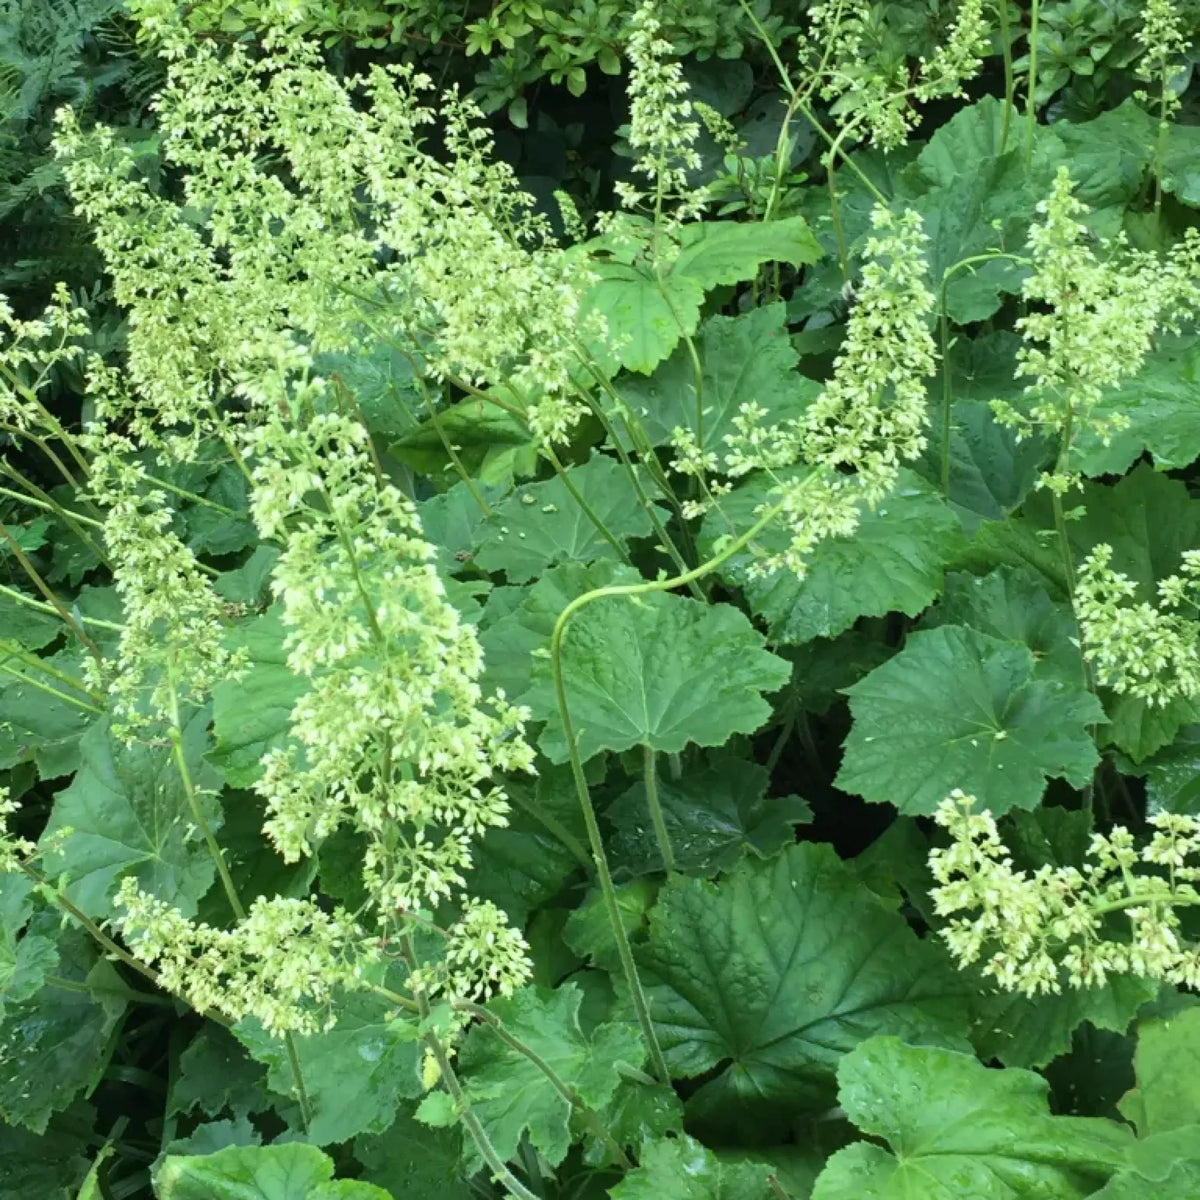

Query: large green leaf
[
  {"left": 1050, "top": 99, "right": 1156, "bottom": 209},
  {"left": 1118, "top": 1007, "right": 1200, "bottom": 1138},
  {"left": 234, "top": 992, "right": 421, "bottom": 1146},
  {"left": 836, "top": 625, "right": 1103, "bottom": 816},
  {"left": 703, "top": 468, "right": 962, "bottom": 643},
  {"left": 0, "top": 928, "right": 126, "bottom": 1133},
  {"left": 637, "top": 843, "right": 970, "bottom": 1135},
  {"left": 39, "top": 713, "right": 221, "bottom": 920},
  {"left": 1074, "top": 336, "right": 1200, "bottom": 477},
  {"left": 608, "top": 1135, "right": 776, "bottom": 1200},
  {"left": 479, "top": 561, "right": 636, "bottom": 701},
  {"left": 156, "top": 1144, "right": 393, "bottom": 1200},
  {"left": 581, "top": 217, "right": 821, "bottom": 374},
  {"left": 472, "top": 454, "right": 665, "bottom": 583},
  {"left": 811, "top": 1037, "right": 1132, "bottom": 1199},
  {"left": 922, "top": 567, "right": 1084, "bottom": 688},
  {"left": 211, "top": 608, "right": 306, "bottom": 788},
  {"left": 896, "top": 98, "right": 1043, "bottom": 322},
  {"left": 612, "top": 303, "right": 819, "bottom": 452},
  {"left": 528, "top": 593, "right": 790, "bottom": 762},
  {"left": 456, "top": 983, "right": 643, "bottom": 1169}
]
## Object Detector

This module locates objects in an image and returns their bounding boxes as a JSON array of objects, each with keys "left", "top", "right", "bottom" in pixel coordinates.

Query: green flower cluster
[{"left": 931, "top": 791, "right": 1200, "bottom": 996}]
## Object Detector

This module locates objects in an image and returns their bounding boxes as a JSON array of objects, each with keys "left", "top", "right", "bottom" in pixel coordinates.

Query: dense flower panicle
[
  {"left": 0, "top": 284, "right": 89, "bottom": 431},
  {"left": 113, "top": 877, "right": 369, "bottom": 1034},
  {"left": 801, "top": 0, "right": 989, "bottom": 149},
  {"left": 82, "top": 436, "right": 247, "bottom": 738},
  {"left": 930, "top": 791, "right": 1200, "bottom": 995},
  {"left": 53, "top": 30, "right": 597, "bottom": 451},
  {"left": 1075, "top": 543, "right": 1200, "bottom": 706},
  {"left": 247, "top": 407, "right": 534, "bottom": 935},
  {"left": 614, "top": 1, "right": 706, "bottom": 229},
  {"left": 699, "top": 205, "right": 935, "bottom": 578},
  {"left": 993, "top": 167, "right": 1200, "bottom": 493},
  {"left": 1136, "top": 0, "right": 1193, "bottom": 121},
  {"left": 799, "top": 206, "right": 935, "bottom": 495}
]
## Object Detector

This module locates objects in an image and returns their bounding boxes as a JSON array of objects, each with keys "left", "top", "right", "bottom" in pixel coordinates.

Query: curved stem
[{"left": 550, "top": 498, "right": 786, "bottom": 1082}]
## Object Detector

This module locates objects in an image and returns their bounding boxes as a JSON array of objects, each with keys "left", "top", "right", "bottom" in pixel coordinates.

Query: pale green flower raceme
[
  {"left": 1075, "top": 543, "right": 1200, "bottom": 706},
  {"left": 931, "top": 791, "right": 1200, "bottom": 995},
  {"left": 113, "top": 876, "right": 369, "bottom": 1034},
  {"left": 993, "top": 166, "right": 1200, "bottom": 494},
  {"left": 614, "top": 0, "right": 707, "bottom": 230},
  {"left": 1136, "top": 0, "right": 1192, "bottom": 122}
]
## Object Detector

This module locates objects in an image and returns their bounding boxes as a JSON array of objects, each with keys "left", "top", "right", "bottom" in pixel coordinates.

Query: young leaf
[
  {"left": 39, "top": 713, "right": 221, "bottom": 920},
  {"left": 812, "top": 1037, "right": 1132, "bottom": 1199},
  {"left": 1118, "top": 1007, "right": 1200, "bottom": 1138},
  {"left": 611, "top": 303, "right": 819, "bottom": 452},
  {"left": 472, "top": 454, "right": 666, "bottom": 584},
  {"left": 234, "top": 993, "right": 421, "bottom": 1146},
  {"left": 837, "top": 626, "right": 1104, "bottom": 816},
  {"left": 156, "top": 1144, "right": 393, "bottom": 1200},
  {"left": 456, "top": 982, "right": 644, "bottom": 1169},
  {"left": 529, "top": 593, "right": 790, "bottom": 762},
  {"left": 704, "top": 468, "right": 962, "bottom": 643},
  {"left": 637, "top": 843, "right": 970, "bottom": 1135},
  {"left": 608, "top": 1134, "right": 777, "bottom": 1200}
]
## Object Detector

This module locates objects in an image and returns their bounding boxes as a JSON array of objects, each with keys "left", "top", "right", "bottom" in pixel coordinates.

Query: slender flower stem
[
  {"left": 165, "top": 683, "right": 313, "bottom": 1130},
  {"left": 550, "top": 498, "right": 786, "bottom": 1083},
  {"left": 397, "top": 938, "right": 542, "bottom": 1200},
  {"left": 0, "top": 525, "right": 101, "bottom": 660},
  {"left": 643, "top": 745, "right": 675, "bottom": 872},
  {"left": 0, "top": 582, "right": 123, "bottom": 630}
]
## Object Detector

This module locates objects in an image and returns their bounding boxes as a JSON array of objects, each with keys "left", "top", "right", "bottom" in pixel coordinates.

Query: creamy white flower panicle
[
  {"left": 802, "top": 0, "right": 990, "bottom": 150},
  {"left": 246, "top": 401, "right": 535, "bottom": 1000},
  {"left": 614, "top": 1, "right": 706, "bottom": 229},
  {"left": 1136, "top": 0, "right": 1193, "bottom": 122},
  {"left": 0, "top": 284, "right": 89, "bottom": 431},
  {"left": 993, "top": 167, "right": 1200, "bottom": 493},
  {"left": 53, "top": 24, "right": 597, "bottom": 450},
  {"left": 1076, "top": 543, "right": 1200, "bottom": 706},
  {"left": 931, "top": 791, "right": 1200, "bottom": 995},
  {"left": 113, "top": 876, "right": 368, "bottom": 1034},
  {"left": 83, "top": 433, "right": 247, "bottom": 739},
  {"left": 694, "top": 205, "right": 936, "bottom": 578}
]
